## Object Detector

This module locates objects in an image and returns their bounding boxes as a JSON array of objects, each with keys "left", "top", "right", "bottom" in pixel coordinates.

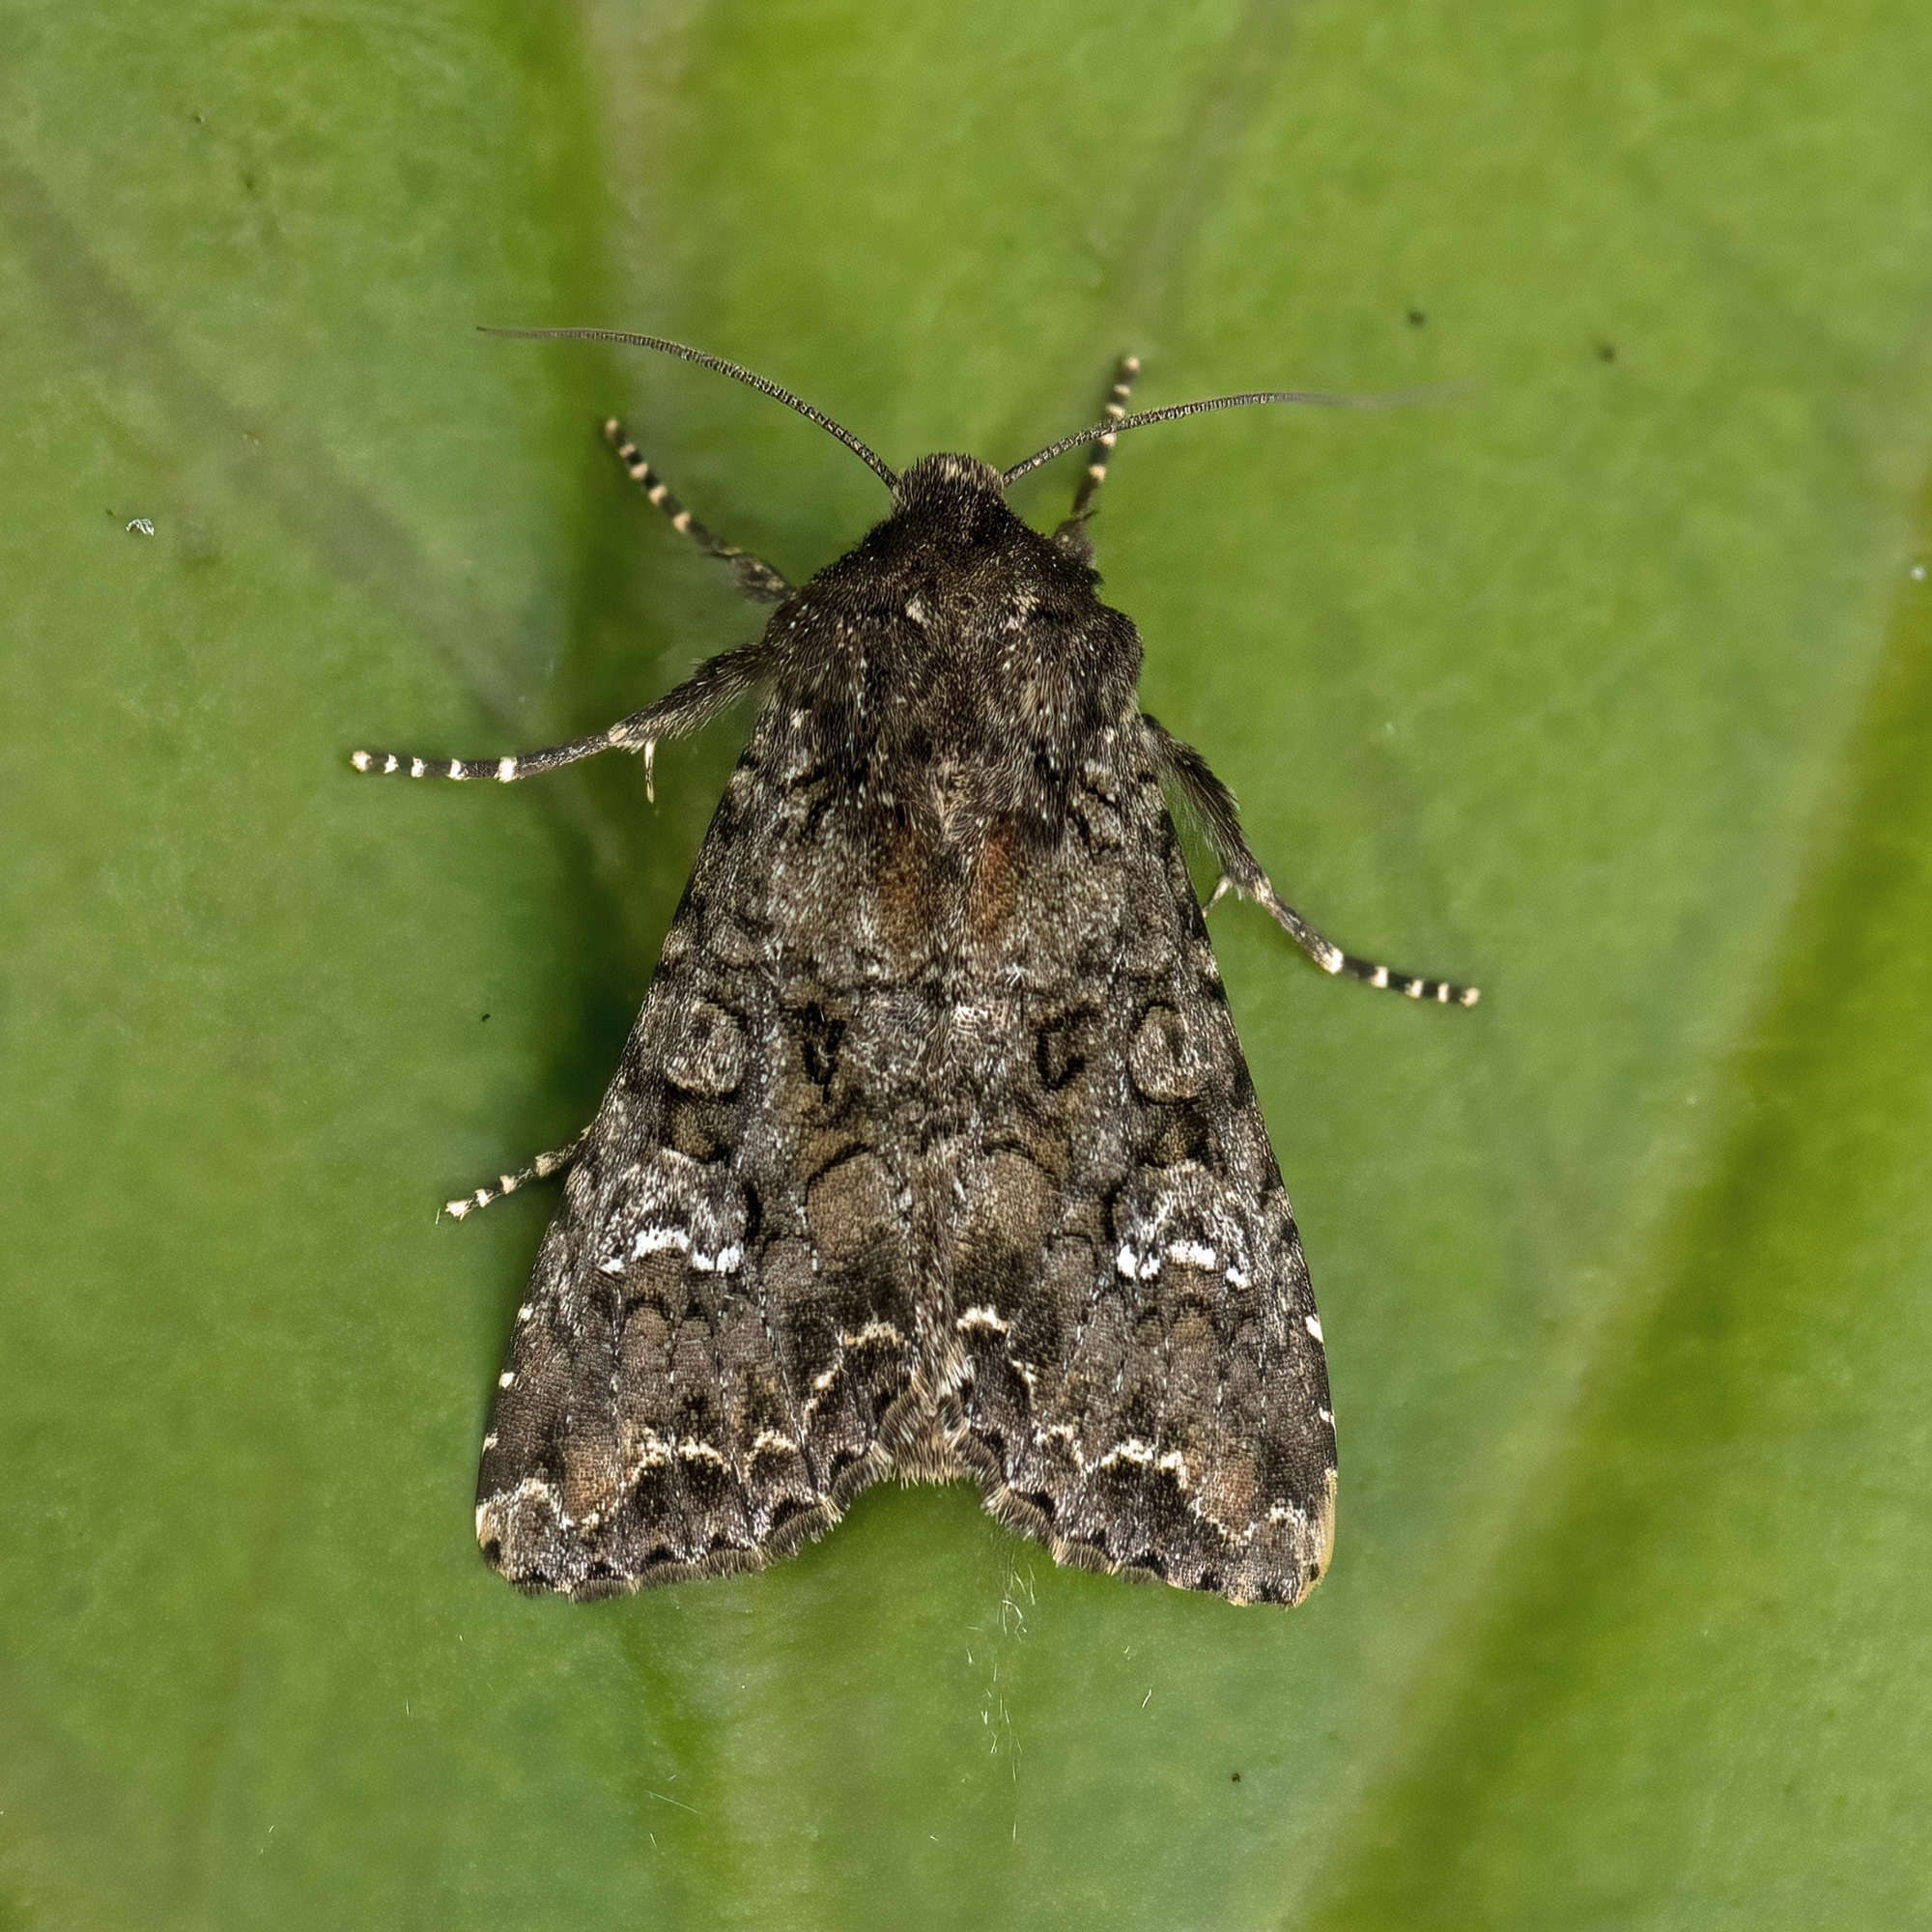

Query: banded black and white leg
[
  {"left": 350, "top": 638, "right": 771, "bottom": 802},
  {"left": 1054, "top": 354, "right": 1141, "bottom": 559},
  {"left": 444, "top": 1129, "right": 589, "bottom": 1220},
  {"left": 604, "top": 417, "right": 791, "bottom": 604},
  {"left": 355, "top": 647, "right": 773, "bottom": 1213},
  {"left": 1148, "top": 715, "right": 1480, "bottom": 1007}
]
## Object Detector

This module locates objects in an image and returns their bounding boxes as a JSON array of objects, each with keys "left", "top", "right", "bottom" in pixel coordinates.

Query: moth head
[
  {"left": 889, "top": 453, "right": 1010, "bottom": 537},
  {"left": 893, "top": 451, "right": 1005, "bottom": 504}
]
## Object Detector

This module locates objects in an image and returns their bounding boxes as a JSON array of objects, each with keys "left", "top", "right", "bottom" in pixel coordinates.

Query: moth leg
[
  {"left": 443, "top": 1128, "right": 589, "bottom": 1221},
  {"left": 604, "top": 417, "right": 792, "bottom": 604},
  {"left": 1053, "top": 354, "right": 1142, "bottom": 559},
  {"left": 351, "top": 639, "right": 770, "bottom": 799},
  {"left": 1147, "top": 714, "right": 1481, "bottom": 1007}
]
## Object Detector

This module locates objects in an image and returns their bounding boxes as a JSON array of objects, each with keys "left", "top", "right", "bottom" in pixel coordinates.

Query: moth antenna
[
  {"left": 480, "top": 327, "right": 900, "bottom": 490},
  {"left": 1002, "top": 386, "right": 1437, "bottom": 487}
]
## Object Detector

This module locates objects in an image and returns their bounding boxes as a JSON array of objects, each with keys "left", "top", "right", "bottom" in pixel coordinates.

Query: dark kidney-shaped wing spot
[
  {"left": 797, "top": 1001, "right": 845, "bottom": 1092},
  {"left": 1037, "top": 1004, "right": 1101, "bottom": 1092},
  {"left": 664, "top": 1001, "right": 750, "bottom": 1095}
]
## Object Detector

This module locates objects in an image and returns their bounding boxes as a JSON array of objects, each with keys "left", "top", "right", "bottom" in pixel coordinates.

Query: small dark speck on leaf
[
  {"left": 1597, "top": 341, "right": 1617, "bottom": 363},
  {"left": 1231, "top": 1772, "right": 1242, "bottom": 1782},
  {"left": 1406, "top": 309, "right": 1426, "bottom": 327}
]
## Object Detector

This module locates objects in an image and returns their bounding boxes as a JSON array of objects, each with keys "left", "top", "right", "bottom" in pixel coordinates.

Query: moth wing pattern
[
  {"left": 477, "top": 706, "right": 927, "bottom": 1596},
  {"left": 939, "top": 717, "right": 1336, "bottom": 1606},
  {"left": 409, "top": 358, "right": 1463, "bottom": 1608}
]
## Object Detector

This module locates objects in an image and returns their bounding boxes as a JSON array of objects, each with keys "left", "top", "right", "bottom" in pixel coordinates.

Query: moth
[{"left": 354, "top": 332, "right": 1477, "bottom": 1606}]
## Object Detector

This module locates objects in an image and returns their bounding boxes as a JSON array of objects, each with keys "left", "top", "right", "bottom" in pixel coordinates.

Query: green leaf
[{"left": 4, "top": 2, "right": 1930, "bottom": 1926}]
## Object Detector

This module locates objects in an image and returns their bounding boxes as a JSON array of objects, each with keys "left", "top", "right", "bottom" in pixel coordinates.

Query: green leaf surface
[{"left": 4, "top": 2, "right": 1930, "bottom": 1925}]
